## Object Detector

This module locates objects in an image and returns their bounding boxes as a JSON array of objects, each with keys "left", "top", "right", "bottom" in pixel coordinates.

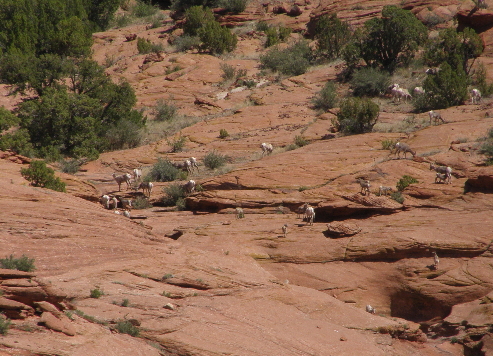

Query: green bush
[
  {"left": 0, "top": 128, "right": 35, "bottom": 157},
  {"left": 0, "top": 107, "right": 20, "bottom": 132},
  {"left": 133, "top": 196, "right": 153, "bottom": 209},
  {"left": 220, "top": 63, "right": 246, "bottom": 81},
  {"left": 219, "top": 129, "right": 229, "bottom": 138},
  {"left": 59, "top": 158, "right": 82, "bottom": 174},
  {"left": 115, "top": 320, "right": 140, "bottom": 337},
  {"left": 335, "top": 97, "right": 380, "bottom": 135},
  {"left": 203, "top": 150, "right": 228, "bottom": 169},
  {"left": 154, "top": 99, "right": 177, "bottom": 122},
  {"left": 162, "top": 183, "right": 186, "bottom": 207},
  {"left": 167, "top": 136, "right": 186, "bottom": 153},
  {"left": 294, "top": 135, "right": 309, "bottom": 147},
  {"left": 260, "top": 40, "right": 313, "bottom": 76},
  {"left": 132, "top": 0, "right": 159, "bottom": 17},
  {"left": 264, "top": 25, "right": 291, "bottom": 48},
  {"left": 256, "top": 21, "right": 269, "bottom": 32},
  {"left": 390, "top": 191, "right": 404, "bottom": 204},
  {"left": 183, "top": 6, "right": 215, "bottom": 37},
  {"left": 90, "top": 288, "right": 104, "bottom": 298},
  {"left": 218, "top": 0, "right": 248, "bottom": 13},
  {"left": 174, "top": 35, "right": 201, "bottom": 52},
  {"left": 314, "top": 14, "right": 351, "bottom": 59},
  {"left": 312, "top": 81, "right": 337, "bottom": 111},
  {"left": 105, "top": 119, "right": 142, "bottom": 152},
  {"left": 396, "top": 175, "right": 418, "bottom": 191},
  {"left": 381, "top": 138, "right": 397, "bottom": 150},
  {"left": 0, "top": 254, "right": 35, "bottom": 272},
  {"left": 198, "top": 20, "right": 237, "bottom": 54},
  {"left": 148, "top": 158, "right": 182, "bottom": 182},
  {"left": 21, "top": 160, "right": 66, "bottom": 192},
  {"left": 0, "top": 314, "right": 11, "bottom": 335},
  {"left": 350, "top": 67, "right": 390, "bottom": 97},
  {"left": 137, "top": 37, "right": 163, "bottom": 54},
  {"left": 121, "top": 299, "right": 130, "bottom": 307}
]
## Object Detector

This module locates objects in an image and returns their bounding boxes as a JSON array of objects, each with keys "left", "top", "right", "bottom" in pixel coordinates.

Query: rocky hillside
[{"left": 2, "top": 0, "right": 493, "bottom": 355}]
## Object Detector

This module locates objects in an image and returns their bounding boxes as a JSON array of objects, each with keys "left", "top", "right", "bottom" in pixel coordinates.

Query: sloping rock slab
[{"left": 465, "top": 166, "right": 493, "bottom": 192}]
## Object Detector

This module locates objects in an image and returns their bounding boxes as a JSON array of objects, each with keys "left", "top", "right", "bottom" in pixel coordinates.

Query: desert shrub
[
  {"left": 133, "top": 196, "right": 153, "bottom": 209},
  {"left": 350, "top": 67, "right": 390, "bottom": 97},
  {"left": 148, "top": 158, "right": 182, "bottom": 182},
  {"left": 220, "top": 63, "right": 246, "bottom": 81},
  {"left": 137, "top": 37, "right": 153, "bottom": 54},
  {"left": 264, "top": 25, "right": 291, "bottom": 48},
  {"left": 90, "top": 288, "right": 104, "bottom": 299},
  {"left": 396, "top": 175, "right": 418, "bottom": 191},
  {"left": 183, "top": 6, "right": 215, "bottom": 37},
  {"left": 59, "top": 158, "right": 82, "bottom": 174},
  {"left": 256, "top": 21, "right": 269, "bottom": 32},
  {"left": 219, "top": 129, "right": 229, "bottom": 138},
  {"left": 314, "top": 13, "right": 351, "bottom": 60},
  {"left": 198, "top": 20, "right": 237, "bottom": 54},
  {"left": 115, "top": 320, "right": 140, "bottom": 337},
  {"left": 390, "top": 191, "right": 404, "bottom": 204},
  {"left": 294, "top": 135, "right": 309, "bottom": 147},
  {"left": 472, "top": 62, "right": 493, "bottom": 97},
  {"left": 381, "top": 138, "right": 397, "bottom": 150},
  {"left": 312, "top": 81, "right": 337, "bottom": 111},
  {"left": 21, "top": 160, "right": 66, "bottom": 192},
  {"left": 334, "top": 97, "right": 380, "bottom": 135},
  {"left": 162, "top": 183, "right": 186, "bottom": 207},
  {"left": 0, "top": 254, "right": 35, "bottom": 272},
  {"left": 218, "top": 0, "right": 248, "bottom": 13},
  {"left": 121, "top": 299, "right": 130, "bottom": 307},
  {"left": 154, "top": 99, "right": 177, "bottom": 121},
  {"left": 132, "top": 0, "right": 159, "bottom": 17},
  {"left": 260, "top": 40, "right": 313, "bottom": 76},
  {"left": 114, "top": 14, "right": 133, "bottom": 28},
  {"left": 237, "top": 78, "right": 256, "bottom": 88},
  {"left": 105, "top": 119, "right": 142, "bottom": 152},
  {"left": 174, "top": 35, "right": 201, "bottom": 52},
  {"left": 167, "top": 136, "right": 186, "bottom": 152},
  {"left": 480, "top": 130, "right": 493, "bottom": 164},
  {"left": 203, "top": 150, "right": 228, "bottom": 169},
  {"left": 421, "top": 12, "right": 445, "bottom": 28},
  {"left": 0, "top": 314, "right": 11, "bottom": 335}
]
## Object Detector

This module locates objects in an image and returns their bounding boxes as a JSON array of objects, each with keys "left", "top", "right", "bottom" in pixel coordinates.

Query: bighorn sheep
[
  {"left": 297, "top": 203, "right": 309, "bottom": 219},
  {"left": 397, "top": 88, "right": 412, "bottom": 102},
  {"left": 471, "top": 88, "right": 482, "bottom": 104},
  {"left": 138, "top": 181, "right": 153, "bottom": 197},
  {"left": 235, "top": 207, "right": 245, "bottom": 219},
  {"left": 119, "top": 197, "right": 132, "bottom": 210},
  {"left": 100, "top": 195, "right": 111, "bottom": 209},
  {"left": 359, "top": 179, "right": 371, "bottom": 196},
  {"left": 110, "top": 196, "right": 118, "bottom": 210},
  {"left": 393, "top": 142, "right": 416, "bottom": 159},
  {"left": 413, "top": 86, "right": 425, "bottom": 95},
  {"left": 425, "top": 67, "right": 440, "bottom": 75},
  {"left": 282, "top": 224, "right": 288, "bottom": 238},
  {"left": 428, "top": 110, "right": 445, "bottom": 125},
  {"left": 189, "top": 157, "right": 199, "bottom": 173},
  {"left": 132, "top": 168, "right": 142, "bottom": 182},
  {"left": 430, "top": 163, "right": 452, "bottom": 184},
  {"left": 366, "top": 305, "right": 376, "bottom": 314},
  {"left": 305, "top": 206, "right": 315, "bottom": 225},
  {"left": 184, "top": 159, "right": 193, "bottom": 175},
  {"left": 435, "top": 172, "right": 448, "bottom": 184},
  {"left": 378, "top": 186, "right": 393, "bottom": 196},
  {"left": 112, "top": 173, "right": 132, "bottom": 191},
  {"left": 183, "top": 179, "right": 196, "bottom": 194},
  {"left": 260, "top": 142, "right": 273, "bottom": 156},
  {"left": 123, "top": 210, "right": 131, "bottom": 218},
  {"left": 433, "top": 251, "right": 439, "bottom": 269}
]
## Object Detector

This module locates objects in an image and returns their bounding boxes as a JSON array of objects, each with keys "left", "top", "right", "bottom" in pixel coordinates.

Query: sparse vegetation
[
  {"left": 90, "top": 287, "right": 104, "bottom": 299},
  {"left": 219, "top": 129, "right": 229, "bottom": 139},
  {"left": 137, "top": 37, "right": 163, "bottom": 54},
  {"left": 220, "top": 63, "right": 247, "bottom": 82},
  {"left": 480, "top": 128, "right": 493, "bottom": 164},
  {"left": 174, "top": 35, "right": 201, "bottom": 52},
  {"left": 381, "top": 138, "right": 397, "bottom": 151},
  {"left": 74, "top": 310, "right": 106, "bottom": 325},
  {"left": 260, "top": 40, "right": 313, "bottom": 76},
  {"left": 396, "top": 175, "right": 418, "bottom": 191},
  {"left": 154, "top": 99, "right": 178, "bottom": 122},
  {"left": 21, "top": 160, "right": 66, "bottom": 192},
  {"left": 132, "top": 0, "right": 159, "bottom": 18},
  {"left": 0, "top": 314, "right": 12, "bottom": 335},
  {"left": 115, "top": 320, "right": 140, "bottom": 337},
  {"left": 167, "top": 136, "right": 187, "bottom": 153},
  {"left": 390, "top": 191, "right": 404, "bottom": 204},
  {"left": 217, "top": 0, "right": 248, "bottom": 13},
  {"left": 0, "top": 254, "right": 36, "bottom": 272},
  {"left": 203, "top": 150, "right": 228, "bottom": 169},
  {"left": 121, "top": 299, "right": 130, "bottom": 307},
  {"left": 312, "top": 81, "right": 337, "bottom": 111},
  {"left": 161, "top": 183, "right": 186, "bottom": 208},
  {"left": 133, "top": 196, "right": 153, "bottom": 209},
  {"left": 294, "top": 135, "right": 309, "bottom": 147},
  {"left": 59, "top": 158, "right": 82, "bottom": 174}
]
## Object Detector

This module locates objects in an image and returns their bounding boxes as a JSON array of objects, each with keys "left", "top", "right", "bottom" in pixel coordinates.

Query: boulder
[{"left": 39, "top": 311, "right": 76, "bottom": 336}]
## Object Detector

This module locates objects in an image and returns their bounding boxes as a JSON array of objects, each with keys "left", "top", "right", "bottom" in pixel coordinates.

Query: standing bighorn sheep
[
  {"left": 183, "top": 180, "right": 196, "bottom": 194},
  {"left": 378, "top": 186, "right": 393, "bottom": 196},
  {"left": 359, "top": 180, "right": 371, "bottom": 196},
  {"left": 471, "top": 88, "right": 482, "bottom": 104},
  {"left": 138, "top": 181, "right": 153, "bottom": 197},
  {"left": 260, "top": 142, "right": 273, "bottom": 156},
  {"left": 428, "top": 110, "right": 445, "bottom": 125},
  {"left": 393, "top": 142, "right": 416, "bottom": 159},
  {"left": 112, "top": 173, "right": 132, "bottom": 191},
  {"left": 189, "top": 157, "right": 199, "bottom": 173},
  {"left": 305, "top": 206, "right": 315, "bottom": 225},
  {"left": 297, "top": 203, "right": 309, "bottom": 219},
  {"left": 132, "top": 168, "right": 142, "bottom": 182},
  {"left": 366, "top": 305, "right": 376, "bottom": 314},
  {"left": 430, "top": 163, "right": 452, "bottom": 184},
  {"left": 100, "top": 195, "right": 111, "bottom": 209},
  {"left": 282, "top": 224, "right": 288, "bottom": 238},
  {"left": 433, "top": 251, "right": 439, "bottom": 270},
  {"left": 235, "top": 207, "right": 245, "bottom": 219}
]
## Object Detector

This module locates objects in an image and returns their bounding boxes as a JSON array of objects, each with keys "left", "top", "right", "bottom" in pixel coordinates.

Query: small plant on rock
[
  {"left": 294, "top": 135, "right": 309, "bottom": 147},
  {"left": 0, "top": 314, "right": 11, "bottom": 335},
  {"left": 167, "top": 136, "right": 186, "bottom": 153},
  {"left": 154, "top": 99, "right": 177, "bottom": 122},
  {"left": 90, "top": 288, "right": 104, "bottom": 299},
  {"left": 203, "top": 150, "right": 228, "bottom": 169},
  {"left": 390, "top": 191, "right": 404, "bottom": 204},
  {"left": 115, "top": 320, "right": 140, "bottom": 337},
  {"left": 219, "top": 129, "right": 229, "bottom": 139},
  {"left": 148, "top": 158, "right": 182, "bottom": 182},
  {"left": 0, "top": 254, "right": 35, "bottom": 272},
  {"left": 396, "top": 175, "right": 418, "bottom": 191}
]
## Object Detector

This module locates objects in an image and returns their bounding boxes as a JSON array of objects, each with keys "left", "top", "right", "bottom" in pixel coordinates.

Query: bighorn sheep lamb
[
  {"left": 112, "top": 173, "right": 132, "bottom": 191},
  {"left": 123, "top": 210, "right": 131, "bottom": 218},
  {"left": 433, "top": 251, "right": 439, "bottom": 269},
  {"left": 366, "top": 305, "right": 376, "bottom": 314},
  {"left": 138, "top": 181, "right": 153, "bottom": 197},
  {"left": 393, "top": 142, "right": 416, "bottom": 159},
  {"left": 359, "top": 179, "right": 371, "bottom": 196},
  {"left": 260, "top": 142, "right": 273, "bottom": 156},
  {"left": 119, "top": 197, "right": 132, "bottom": 210},
  {"left": 430, "top": 163, "right": 452, "bottom": 184},
  {"left": 428, "top": 110, "right": 445, "bottom": 125},
  {"left": 413, "top": 86, "right": 425, "bottom": 95},
  {"left": 183, "top": 179, "right": 196, "bottom": 194},
  {"left": 435, "top": 172, "right": 448, "bottom": 184},
  {"left": 282, "top": 224, "right": 288, "bottom": 238},
  {"left": 471, "top": 88, "right": 481, "bottom": 104},
  {"left": 378, "top": 186, "right": 393, "bottom": 196},
  {"left": 305, "top": 206, "right": 315, "bottom": 225},
  {"left": 110, "top": 196, "right": 118, "bottom": 209},
  {"left": 235, "top": 207, "right": 245, "bottom": 219},
  {"left": 100, "top": 195, "right": 111, "bottom": 209}
]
